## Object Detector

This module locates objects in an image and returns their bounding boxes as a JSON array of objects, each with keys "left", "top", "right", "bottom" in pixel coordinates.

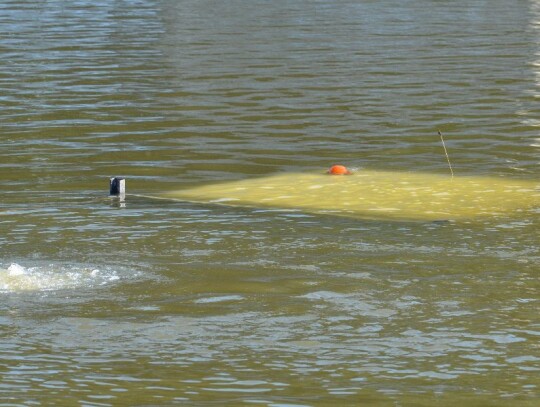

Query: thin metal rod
[{"left": 438, "top": 130, "right": 454, "bottom": 178}]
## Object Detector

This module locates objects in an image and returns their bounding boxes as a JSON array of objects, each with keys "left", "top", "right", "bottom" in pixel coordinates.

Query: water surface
[{"left": 1, "top": 0, "right": 539, "bottom": 405}]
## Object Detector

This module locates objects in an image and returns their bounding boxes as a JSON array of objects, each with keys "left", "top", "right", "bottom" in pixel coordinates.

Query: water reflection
[{"left": 0, "top": 0, "right": 539, "bottom": 405}]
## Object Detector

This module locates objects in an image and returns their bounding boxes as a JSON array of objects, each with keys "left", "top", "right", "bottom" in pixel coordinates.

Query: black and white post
[{"left": 109, "top": 177, "right": 126, "bottom": 200}]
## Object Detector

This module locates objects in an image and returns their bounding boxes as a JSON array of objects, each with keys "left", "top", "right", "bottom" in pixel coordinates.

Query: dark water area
[{"left": 1, "top": 0, "right": 539, "bottom": 405}]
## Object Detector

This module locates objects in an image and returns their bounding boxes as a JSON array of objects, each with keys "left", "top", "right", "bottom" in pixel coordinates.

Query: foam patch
[{"left": 0, "top": 263, "right": 121, "bottom": 292}]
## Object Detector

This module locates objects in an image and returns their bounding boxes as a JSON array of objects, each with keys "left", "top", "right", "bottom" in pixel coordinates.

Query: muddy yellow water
[
  {"left": 1, "top": 0, "right": 539, "bottom": 405},
  {"left": 163, "top": 170, "right": 540, "bottom": 221}
]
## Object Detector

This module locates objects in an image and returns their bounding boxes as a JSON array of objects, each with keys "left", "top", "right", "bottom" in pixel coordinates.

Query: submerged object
[
  {"left": 327, "top": 164, "right": 351, "bottom": 175},
  {"left": 161, "top": 170, "right": 539, "bottom": 221}
]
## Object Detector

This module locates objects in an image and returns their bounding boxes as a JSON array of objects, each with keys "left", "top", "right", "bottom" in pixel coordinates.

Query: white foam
[
  {"left": 7, "top": 263, "right": 26, "bottom": 276},
  {"left": 194, "top": 295, "right": 244, "bottom": 304},
  {"left": 0, "top": 263, "right": 122, "bottom": 292}
]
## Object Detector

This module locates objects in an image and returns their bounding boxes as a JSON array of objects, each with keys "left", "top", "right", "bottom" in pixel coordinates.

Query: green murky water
[{"left": 1, "top": 0, "right": 539, "bottom": 405}]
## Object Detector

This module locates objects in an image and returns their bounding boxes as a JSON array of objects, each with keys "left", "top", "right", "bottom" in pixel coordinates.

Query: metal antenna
[{"left": 438, "top": 130, "right": 454, "bottom": 178}]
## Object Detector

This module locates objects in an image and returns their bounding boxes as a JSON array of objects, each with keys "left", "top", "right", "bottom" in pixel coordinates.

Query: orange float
[{"left": 327, "top": 164, "right": 351, "bottom": 175}]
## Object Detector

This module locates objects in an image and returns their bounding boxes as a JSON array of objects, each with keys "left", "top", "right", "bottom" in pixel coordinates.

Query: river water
[{"left": 1, "top": 0, "right": 539, "bottom": 405}]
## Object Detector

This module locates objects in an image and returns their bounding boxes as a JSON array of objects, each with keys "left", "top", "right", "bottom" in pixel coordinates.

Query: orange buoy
[{"left": 327, "top": 164, "right": 351, "bottom": 175}]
